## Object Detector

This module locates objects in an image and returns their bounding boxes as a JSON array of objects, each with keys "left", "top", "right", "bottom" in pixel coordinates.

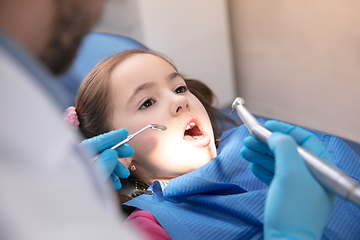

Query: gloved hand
[
  {"left": 241, "top": 120, "right": 336, "bottom": 185},
  {"left": 80, "top": 129, "right": 134, "bottom": 190},
  {"left": 241, "top": 120, "right": 337, "bottom": 239}
]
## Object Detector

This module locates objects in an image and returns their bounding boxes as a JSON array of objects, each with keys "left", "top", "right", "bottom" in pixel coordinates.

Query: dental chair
[
  {"left": 59, "top": 32, "right": 360, "bottom": 156},
  {"left": 58, "top": 32, "right": 148, "bottom": 103}
]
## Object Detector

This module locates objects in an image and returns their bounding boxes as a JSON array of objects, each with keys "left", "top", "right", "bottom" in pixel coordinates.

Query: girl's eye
[
  {"left": 139, "top": 98, "right": 156, "bottom": 109},
  {"left": 174, "top": 85, "right": 188, "bottom": 94}
]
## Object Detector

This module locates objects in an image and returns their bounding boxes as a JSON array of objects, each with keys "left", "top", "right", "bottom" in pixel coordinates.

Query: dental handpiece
[{"left": 232, "top": 97, "right": 360, "bottom": 206}]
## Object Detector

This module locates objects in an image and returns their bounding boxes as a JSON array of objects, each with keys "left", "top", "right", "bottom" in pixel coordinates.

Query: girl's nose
[{"left": 171, "top": 95, "right": 189, "bottom": 116}]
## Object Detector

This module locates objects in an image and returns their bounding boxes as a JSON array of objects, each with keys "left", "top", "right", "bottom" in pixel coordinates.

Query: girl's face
[{"left": 110, "top": 53, "right": 217, "bottom": 182}]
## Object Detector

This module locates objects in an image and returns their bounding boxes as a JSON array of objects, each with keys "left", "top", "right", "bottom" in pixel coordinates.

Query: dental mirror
[{"left": 150, "top": 124, "right": 167, "bottom": 131}]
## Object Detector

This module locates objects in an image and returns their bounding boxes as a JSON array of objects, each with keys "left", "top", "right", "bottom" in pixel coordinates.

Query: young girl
[{"left": 70, "top": 49, "right": 359, "bottom": 240}]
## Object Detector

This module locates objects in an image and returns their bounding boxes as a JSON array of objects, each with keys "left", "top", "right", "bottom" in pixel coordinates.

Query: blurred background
[{"left": 93, "top": 0, "right": 360, "bottom": 144}]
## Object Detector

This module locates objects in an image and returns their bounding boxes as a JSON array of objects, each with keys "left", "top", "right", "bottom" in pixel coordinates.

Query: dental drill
[{"left": 232, "top": 97, "right": 360, "bottom": 207}]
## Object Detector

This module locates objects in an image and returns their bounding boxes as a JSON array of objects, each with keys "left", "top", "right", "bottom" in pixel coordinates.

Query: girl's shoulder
[{"left": 126, "top": 209, "right": 172, "bottom": 240}]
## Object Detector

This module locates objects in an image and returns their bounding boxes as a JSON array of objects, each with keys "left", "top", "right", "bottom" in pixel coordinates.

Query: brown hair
[{"left": 75, "top": 49, "right": 240, "bottom": 215}]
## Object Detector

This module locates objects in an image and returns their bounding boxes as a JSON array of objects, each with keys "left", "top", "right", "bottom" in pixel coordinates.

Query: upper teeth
[{"left": 186, "top": 122, "right": 196, "bottom": 130}]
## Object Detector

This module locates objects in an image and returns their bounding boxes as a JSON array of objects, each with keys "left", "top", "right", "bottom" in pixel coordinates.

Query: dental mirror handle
[
  {"left": 110, "top": 124, "right": 167, "bottom": 150},
  {"left": 110, "top": 125, "right": 152, "bottom": 150},
  {"left": 92, "top": 124, "right": 166, "bottom": 162},
  {"left": 232, "top": 97, "right": 360, "bottom": 207},
  {"left": 91, "top": 128, "right": 146, "bottom": 162}
]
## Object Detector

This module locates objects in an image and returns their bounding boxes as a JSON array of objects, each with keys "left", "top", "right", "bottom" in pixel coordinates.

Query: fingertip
[
  {"left": 264, "top": 120, "right": 280, "bottom": 129},
  {"left": 123, "top": 170, "right": 130, "bottom": 178},
  {"left": 114, "top": 183, "right": 121, "bottom": 190},
  {"left": 116, "top": 144, "right": 134, "bottom": 158},
  {"left": 117, "top": 128, "right": 129, "bottom": 136},
  {"left": 240, "top": 147, "right": 247, "bottom": 158},
  {"left": 243, "top": 136, "right": 255, "bottom": 146},
  {"left": 116, "top": 162, "right": 130, "bottom": 178},
  {"left": 122, "top": 166, "right": 130, "bottom": 178},
  {"left": 240, "top": 146, "right": 251, "bottom": 159},
  {"left": 106, "top": 129, "right": 129, "bottom": 143},
  {"left": 240, "top": 146, "right": 247, "bottom": 154},
  {"left": 251, "top": 164, "right": 273, "bottom": 186},
  {"left": 112, "top": 174, "right": 122, "bottom": 190},
  {"left": 111, "top": 128, "right": 129, "bottom": 141}
]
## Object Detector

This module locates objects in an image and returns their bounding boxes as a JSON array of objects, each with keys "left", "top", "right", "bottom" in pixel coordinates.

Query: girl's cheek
[{"left": 133, "top": 135, "right": 159, "bottom": 159}]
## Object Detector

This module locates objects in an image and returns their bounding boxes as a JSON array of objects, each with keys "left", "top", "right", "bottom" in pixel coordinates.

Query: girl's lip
[
  {"left": 182, "top": 115, "right": 211, "bottom": 147},
  {"left": 182, "top": 115, "right": 201, "bottom": 133}
]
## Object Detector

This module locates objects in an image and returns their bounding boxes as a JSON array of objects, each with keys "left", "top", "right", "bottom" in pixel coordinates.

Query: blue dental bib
[{"left": 125, "top": 122, "right": 360, "bottom": 240}]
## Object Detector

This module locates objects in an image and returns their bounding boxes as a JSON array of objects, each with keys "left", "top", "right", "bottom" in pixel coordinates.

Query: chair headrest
[{"left": 58, "top": 32, "right": 148, "bottom": 102}]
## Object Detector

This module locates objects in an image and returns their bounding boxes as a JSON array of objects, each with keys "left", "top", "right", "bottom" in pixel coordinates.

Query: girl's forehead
[
  {"left": 122, "top": 53, "right": 174, "bottom": 70},
  {"left": 111, "top": 54, "right": 177, "bottom": 83},
  {"left": 109, "top": 53, "right": 179, "bottom": 98}
]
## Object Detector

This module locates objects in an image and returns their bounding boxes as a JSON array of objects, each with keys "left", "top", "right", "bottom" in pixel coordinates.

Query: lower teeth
[{"left": 193, "top": 135, "right": 203, "bottom": 140}]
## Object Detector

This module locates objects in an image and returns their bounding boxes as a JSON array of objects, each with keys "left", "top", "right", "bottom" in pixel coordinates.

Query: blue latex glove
[
  {"left": 80, "top": 129, "right": 134, "bottom": 190},
  {"left": 241, "top": 120, "right": 336, "bottom": 185},
  {"left": 241, "top": 120, "right": 337, "bottom": 239}
]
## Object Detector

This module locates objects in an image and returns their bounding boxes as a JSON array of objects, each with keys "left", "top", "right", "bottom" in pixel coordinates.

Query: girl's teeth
[
  {"left": 186, "top": 122, "right": 196, "bottom": 130},
  {"left": 193, "top": 135, "right": 203, "bottom": 140}
]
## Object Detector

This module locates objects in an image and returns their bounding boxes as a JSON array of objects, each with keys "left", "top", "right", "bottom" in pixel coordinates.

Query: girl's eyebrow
[
  {"left": 128, "top": 72, "right": 183, "bottom": 104},
  {"left": 167, "top": 72, "right": 183, "bottom": 80},
  {"left": 128, "top": 82, "right": 156, "bottom": 104},
  {"left": 133, "top": 82, "right": 156, "bottom": 96}
]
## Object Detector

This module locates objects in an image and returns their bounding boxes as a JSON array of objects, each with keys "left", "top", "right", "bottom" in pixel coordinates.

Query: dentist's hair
[{"left": 74, "top": 49, "right": 239, "bottom": 215}]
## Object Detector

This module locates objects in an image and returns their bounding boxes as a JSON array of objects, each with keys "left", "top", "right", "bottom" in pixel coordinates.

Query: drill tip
[{"left": 232, "top": 97, "right": 245, "bottom": 109}]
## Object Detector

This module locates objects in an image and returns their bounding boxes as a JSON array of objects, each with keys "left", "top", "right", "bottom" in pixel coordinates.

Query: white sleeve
[
  {"left": 0, "top": 48, "right": 143, "bottom": 240},
  {"left": 0, "top": 159, "right": 142, "bottom": 240}
]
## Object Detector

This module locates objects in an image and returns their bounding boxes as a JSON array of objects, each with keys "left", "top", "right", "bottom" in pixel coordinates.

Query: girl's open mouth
[
  {"left": 184, "top": 122, "right": 204, "bottom": 141},
  {"left": 182, "top": 116, "right": 211, "bottom": 147}
]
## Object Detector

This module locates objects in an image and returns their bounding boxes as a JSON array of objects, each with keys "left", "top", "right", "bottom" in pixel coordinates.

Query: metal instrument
[
  {"left": 232, "top": 97, "right": 360, "bottom": 206},
  {"left": 111, "top": 124, "right": 167, "bottom": 150}
]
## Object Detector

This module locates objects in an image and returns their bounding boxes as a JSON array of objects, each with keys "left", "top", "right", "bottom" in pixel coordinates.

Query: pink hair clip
[{"left": 64, "top": 106, "right": 80, "bottom": 129}]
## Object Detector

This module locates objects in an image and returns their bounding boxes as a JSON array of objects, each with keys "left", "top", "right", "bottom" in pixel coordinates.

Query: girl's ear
[{"left": 119, "top": 157, "right": 132, "bottom": 168}]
